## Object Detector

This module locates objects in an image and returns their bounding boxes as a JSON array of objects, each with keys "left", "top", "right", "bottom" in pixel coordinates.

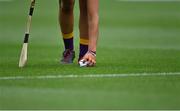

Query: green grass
[{"left": 0, "top": 0, "right": 180, "bottom": 109}]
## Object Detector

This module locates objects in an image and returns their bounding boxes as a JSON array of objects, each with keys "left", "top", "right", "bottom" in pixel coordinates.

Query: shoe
[{"left": 61, "top": 49, "right": 75, "bottom": 64}]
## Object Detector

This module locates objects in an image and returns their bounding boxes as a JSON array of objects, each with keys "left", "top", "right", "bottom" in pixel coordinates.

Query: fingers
[
  {"left": 80, "top": 52, "right": 96, "bottom": 67},
  {"left": 87, "top": 59, "right": 96, "bottom": 67},
  {"left": 86, "top": 55, "right": 96, "bottom": 67},
  {"left": 87, "top": 57, "right": 96, "bottom": 66}
]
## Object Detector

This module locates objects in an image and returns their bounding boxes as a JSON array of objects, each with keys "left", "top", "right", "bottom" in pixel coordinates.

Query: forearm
[
  {"left": 87, "top": 0, "right": 99, "bottom": 52},
  {"left": 88, "top": 15, "right": 99, "bottom": 52}
]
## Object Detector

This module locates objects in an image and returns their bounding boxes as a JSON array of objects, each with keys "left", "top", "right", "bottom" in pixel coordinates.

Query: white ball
[{"left": 79, "top": 59, "right": 89, "bottom": 67}]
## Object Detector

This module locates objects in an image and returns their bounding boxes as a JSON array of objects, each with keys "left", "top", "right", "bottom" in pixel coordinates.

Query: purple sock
[
  {"left": 63, "top": 38, "right": 74, "bottom": 50},
  {"left": 79, "top": 44, "right": 88, "bottom": 60}
]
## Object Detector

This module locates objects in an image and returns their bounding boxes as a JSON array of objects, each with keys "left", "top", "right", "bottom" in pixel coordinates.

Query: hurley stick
[{"left": 19, "top": 0, "right": 36, "bottom": 68}]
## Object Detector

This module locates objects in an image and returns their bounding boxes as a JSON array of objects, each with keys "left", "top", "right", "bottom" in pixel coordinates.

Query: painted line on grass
[
  {"left": 0, "top": 72, "right": 180, "bottom": 80},
  {"left": 116, "top": 0, "right": 180, "bottom": 2}
]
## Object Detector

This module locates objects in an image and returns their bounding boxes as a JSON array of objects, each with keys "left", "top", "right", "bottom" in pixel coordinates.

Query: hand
[{"left": 82, "top": 51, "right": 96, "bottom": 67}]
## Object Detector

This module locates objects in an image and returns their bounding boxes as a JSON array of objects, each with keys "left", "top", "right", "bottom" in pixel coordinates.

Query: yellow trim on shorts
[
  {"left": 80, "top": 38, "right": 89, "bottom": 45},
  {"left": 62, "top": 32, "right": 73, "bottom": 39}
]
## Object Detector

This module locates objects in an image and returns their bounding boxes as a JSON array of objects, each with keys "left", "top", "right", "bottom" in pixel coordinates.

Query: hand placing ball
[{"left": 79, "top": 51, "right": 96, "bottom": 67}]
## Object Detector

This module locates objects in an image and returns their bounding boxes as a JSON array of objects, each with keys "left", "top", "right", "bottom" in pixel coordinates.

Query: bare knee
[{"left": 60, "top": 0, "right": 74, "bottom": 14}]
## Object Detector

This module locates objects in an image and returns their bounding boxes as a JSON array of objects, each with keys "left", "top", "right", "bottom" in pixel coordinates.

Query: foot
[{"left": 61, "top": 49, "right": 75, "bottom": 64}]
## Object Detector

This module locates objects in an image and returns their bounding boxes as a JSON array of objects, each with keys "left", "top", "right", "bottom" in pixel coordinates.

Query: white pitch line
[
  {"left": 116, "top": 0, "right": 180, "bottom": 2},
  {"left": 0, "top": 72, "right": 180, "bottom": 80}
]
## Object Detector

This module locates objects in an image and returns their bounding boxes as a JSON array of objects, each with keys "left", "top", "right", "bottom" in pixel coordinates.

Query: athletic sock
[
  {"left": 79, "top": 38, "right": 89, "bottom": 60},
  {"left": 62, "top": 32, "right": 74, "bottom": 50}
]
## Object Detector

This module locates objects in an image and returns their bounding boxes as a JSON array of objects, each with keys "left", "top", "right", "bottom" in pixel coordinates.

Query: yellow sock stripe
[
  {"left": 80, "top": 38, "right": 89, "bottom": 45},
  {"left": 62, "top": 32, "right": 73, "bottom": 39}
]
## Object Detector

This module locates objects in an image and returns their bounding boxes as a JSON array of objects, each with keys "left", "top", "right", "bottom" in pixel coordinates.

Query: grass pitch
[{"left": 0, "top": 0, "right": 180, "bottom": 109}]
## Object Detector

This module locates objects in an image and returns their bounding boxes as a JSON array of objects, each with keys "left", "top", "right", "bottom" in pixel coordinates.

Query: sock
[
  {"left": 62, "top": 32, "right": 74, "bottom": 50},
  {"left": 79, "top": 38, "right": 89, "bottom": 60}
]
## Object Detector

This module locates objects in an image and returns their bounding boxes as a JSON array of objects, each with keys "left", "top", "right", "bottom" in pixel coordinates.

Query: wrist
[
  {"left": 88, "top": 43, "right": 96, "bottom": 52},
  {"left": 88, "top": 50, "right": 96, "bottom": 57},
  {"left": 88, "top": 47, "right": 96, "bottom": 53}
]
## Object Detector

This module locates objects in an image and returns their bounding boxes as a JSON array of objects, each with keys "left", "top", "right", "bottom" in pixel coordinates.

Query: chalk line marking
[
  {"left": 116, "top": 0, "right": 180, "bottom": 2},
  {"left": 0, "top": 72, "right": 180, "bottom": 80}
]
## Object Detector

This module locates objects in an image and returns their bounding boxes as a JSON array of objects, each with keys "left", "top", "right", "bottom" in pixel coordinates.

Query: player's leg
[
  {"left": 79, "top": 0, "right": 89, "bottom": 61},
  {"left": 59, "top": 0, "right": 75, "bottom": 63},
  {"left": 79, "top": 0, "right": 99, "bottom": 67}
]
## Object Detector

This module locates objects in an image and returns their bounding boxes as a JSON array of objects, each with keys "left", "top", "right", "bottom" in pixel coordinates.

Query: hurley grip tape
[
  {"left": 24, "top": 33, "right": 29, "bottom": 43},
  {"left": 29, "top": 0, "right": 35, "bottom": 16},
  {"left": 29, "top": 7, "right": 34, "bottom": 16}
]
